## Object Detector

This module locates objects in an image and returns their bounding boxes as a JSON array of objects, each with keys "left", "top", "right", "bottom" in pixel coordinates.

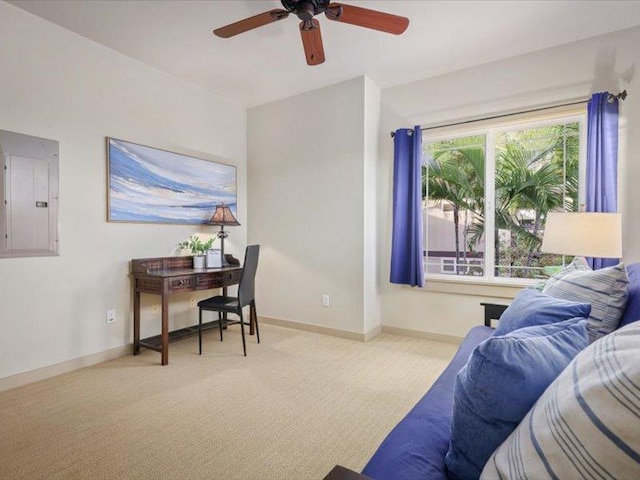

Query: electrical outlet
[
  {"left": 189, "top": 297, "right": 196, "bottom": 308},
  {"left": 322, "top": 294, "right": 330, "bottom": 307},
  {"left": 106, "top": 309, "right": 116, "bottom": 324}
]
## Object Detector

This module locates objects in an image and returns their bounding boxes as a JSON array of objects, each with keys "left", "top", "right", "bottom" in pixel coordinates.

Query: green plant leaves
[{"left": 177, "top": 235, "right": 216, "bottom": 255}]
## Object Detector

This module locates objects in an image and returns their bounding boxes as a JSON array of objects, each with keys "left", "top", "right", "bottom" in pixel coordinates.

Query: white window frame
[
  {"left": 423, "top": 106, "right": 587, "bottom": 286},
  {"left": 441, "top": 258, "right": 456, "bottom": 274}
]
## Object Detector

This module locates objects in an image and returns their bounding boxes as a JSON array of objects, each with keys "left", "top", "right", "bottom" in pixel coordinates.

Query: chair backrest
[{"left": 238, "top": 244, "right": 260, "bottom": 308}]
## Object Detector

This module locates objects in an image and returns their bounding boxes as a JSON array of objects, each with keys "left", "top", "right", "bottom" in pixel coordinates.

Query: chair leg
[
  {"left": 239, "top": 309, "right": 247, "bottom": 357},
  {"left": 252, "top": 300, "right": 260, "bottom": 344},
  {"left": 218, "top": 311, "right": 223, "bottom": 341},
  {"left": 198, "top": 308, "right": 203, "bottom": 355}
]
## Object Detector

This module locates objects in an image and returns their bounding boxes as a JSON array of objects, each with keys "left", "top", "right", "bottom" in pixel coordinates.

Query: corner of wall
[{"left": 363, "top": 77, "right": 382, "bottom": 334}]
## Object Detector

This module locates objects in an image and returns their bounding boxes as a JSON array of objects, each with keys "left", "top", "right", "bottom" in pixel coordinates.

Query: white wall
[
  {"left": 379, "top": 26, "right": 640, "bottom": 338},
  {"left": 0, "top": 2, "right": 246, "bottom": 379},
  {"left": 363, "top": 78, "right": 381, "bottom": 335},
  {"left": 248, "top": 77, "right": 380, "bottom": 336}
]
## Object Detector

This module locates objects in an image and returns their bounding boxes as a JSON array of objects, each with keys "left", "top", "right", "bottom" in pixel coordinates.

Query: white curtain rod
[{"left": 389, "top": 90, "right": 628, "bottom": 138}]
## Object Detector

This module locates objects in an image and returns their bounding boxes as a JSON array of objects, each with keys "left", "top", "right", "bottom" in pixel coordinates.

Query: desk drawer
[
  {"left": 196, "top": 270, "right": 242, "bottom": 290},
  {"left": 226, "top": 269, "right": 242, "bottom": 285},
  {"left": 168, "top": 275, "right": 195, "bottom": 292}
]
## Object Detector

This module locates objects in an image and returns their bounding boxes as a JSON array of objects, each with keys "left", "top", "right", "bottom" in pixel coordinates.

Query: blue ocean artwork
[{"left": 108, "top": 138, "right": 237, "bottom": 224}]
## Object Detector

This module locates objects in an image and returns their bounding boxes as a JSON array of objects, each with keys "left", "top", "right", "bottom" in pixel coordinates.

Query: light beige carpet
[{"left": 0, "top": 324, "right": 457, "bottom": 480}]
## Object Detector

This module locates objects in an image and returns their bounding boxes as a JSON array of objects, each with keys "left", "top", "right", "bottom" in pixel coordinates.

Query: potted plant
[{"left": 178, "top": 235, "right": 214, "bottom": 269}]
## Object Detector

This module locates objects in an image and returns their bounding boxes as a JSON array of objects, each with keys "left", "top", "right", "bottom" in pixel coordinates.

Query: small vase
[{"left": 193, "top": 255, "right": 205, "bottom": 269}]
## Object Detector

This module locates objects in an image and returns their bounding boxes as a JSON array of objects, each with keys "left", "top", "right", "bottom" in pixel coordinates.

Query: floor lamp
[
  {"left": 209, "top": 203, "right": 240, "bottom": 267},
  {"left": 541, "top": 212, "right": 622, "bottom": 260}
]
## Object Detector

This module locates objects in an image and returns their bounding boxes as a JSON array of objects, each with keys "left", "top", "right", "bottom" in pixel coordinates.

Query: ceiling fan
[{"left": 213, "top": 0, "right": 409, "bottom": 66}]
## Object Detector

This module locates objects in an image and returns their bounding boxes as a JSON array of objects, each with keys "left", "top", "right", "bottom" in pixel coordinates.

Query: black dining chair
[{"left": 198, "top": 244, "right": 260, "bottom": 356}]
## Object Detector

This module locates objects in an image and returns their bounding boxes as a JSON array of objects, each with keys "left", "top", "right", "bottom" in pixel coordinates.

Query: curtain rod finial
[
  {"left": 390, "top": 129, "right": 414, "bottom": 138},
  {"left": 607, "top": 90, "right": 627, "bottom": 103}
]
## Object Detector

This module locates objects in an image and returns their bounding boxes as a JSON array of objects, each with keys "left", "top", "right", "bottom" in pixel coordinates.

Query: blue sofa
[{"left": 360, "top": 263, "right": 640, "bottom": 480}]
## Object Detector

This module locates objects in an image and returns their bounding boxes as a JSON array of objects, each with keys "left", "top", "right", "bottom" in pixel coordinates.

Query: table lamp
[
  {"left": 209, "top": 203, "right": 240, "bottom": 266},
  {"left": 541, "top": 212, "right": 622, "bottom": 258}
]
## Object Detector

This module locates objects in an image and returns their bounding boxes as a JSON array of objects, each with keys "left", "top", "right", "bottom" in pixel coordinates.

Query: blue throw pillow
[
  {"left": 444, "top": 318, "right": 589, "bottom": 480},
  {"left": 493, "top": 288, "right": 591, "bottom": 336},
  {"left": 543, "top": 259, "right": 628, "bottom": 342}
]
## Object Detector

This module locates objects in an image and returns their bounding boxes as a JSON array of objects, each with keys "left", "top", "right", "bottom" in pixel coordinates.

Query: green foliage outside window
[{"left": 424, "top": 122, "right": 579, "bottom": 279}]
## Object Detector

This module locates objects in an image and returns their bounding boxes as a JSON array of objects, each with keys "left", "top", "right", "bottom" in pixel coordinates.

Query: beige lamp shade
[
  {"left": 541, "top": 212, "right": 622, "bottom": 258},
  {"left": 208, "top": 204, "right": 240, "bottom": 226}
]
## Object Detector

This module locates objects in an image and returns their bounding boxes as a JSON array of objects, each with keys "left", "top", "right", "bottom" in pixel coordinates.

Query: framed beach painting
[{"left": 107, "top": 138, "right": 237, "bottom": 224}]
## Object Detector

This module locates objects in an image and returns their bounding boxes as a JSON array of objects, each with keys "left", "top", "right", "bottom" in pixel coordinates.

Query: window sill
[{"left": 422, "top": 275, "right": 534, "bottom": 299}]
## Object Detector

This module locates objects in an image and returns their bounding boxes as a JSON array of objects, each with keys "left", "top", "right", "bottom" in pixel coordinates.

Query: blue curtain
[
  {"left": 390, "top": 126, "right": 424, "bottom": 287},
  {"left": 586, "top": 92, "right": 619, "bottom": 269}
]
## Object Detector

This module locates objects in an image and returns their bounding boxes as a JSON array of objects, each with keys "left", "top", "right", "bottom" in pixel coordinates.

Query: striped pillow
[
  {"left": 543, "top": 258, "right": 628, "bottom": 343},
  {"left": 480, "top": 321, "right": 640, "bottom": 480}
]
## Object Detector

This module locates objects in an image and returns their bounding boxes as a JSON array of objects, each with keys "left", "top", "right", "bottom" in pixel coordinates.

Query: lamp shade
[
  {"left": 208, "top": 204, "right": 240, "bottom": 226},
  {"left": 541, "top": 212, "right": 622, "bottom": 258}
]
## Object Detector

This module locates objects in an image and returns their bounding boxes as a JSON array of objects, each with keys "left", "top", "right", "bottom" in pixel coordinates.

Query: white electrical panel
[{"left": 0, "top": 130, "right": 59, "bottom": 258}]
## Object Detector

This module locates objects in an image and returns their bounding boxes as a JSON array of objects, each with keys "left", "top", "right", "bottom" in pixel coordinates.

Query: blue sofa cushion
[
  {"left": 361, "top": 326, "right": 493, "bottom": 480},
  {"left": 444, "top": 318, "right": 589, "bottom": 480},
  {"left": 493, "top": 288, "right": 591, "bottom": 336}
]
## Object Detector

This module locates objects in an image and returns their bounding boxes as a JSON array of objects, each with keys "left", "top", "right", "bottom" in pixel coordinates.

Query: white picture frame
[{"left": 206, "top": 248, "right": 222, "bottom": 268}]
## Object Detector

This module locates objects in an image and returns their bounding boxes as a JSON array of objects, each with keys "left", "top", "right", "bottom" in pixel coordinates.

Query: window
[{"left": 423, "top": 108, "right": 585, "bottom": 282}]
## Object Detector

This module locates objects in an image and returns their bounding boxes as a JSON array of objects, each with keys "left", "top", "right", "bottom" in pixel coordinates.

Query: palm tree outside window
[{"left": 423, "top": 110, "right": 584, "bottom": 281}]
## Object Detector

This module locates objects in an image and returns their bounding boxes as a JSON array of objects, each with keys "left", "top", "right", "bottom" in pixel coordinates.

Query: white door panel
[{"left": 6, "top": 155, "right": 51, "bottom": 251}]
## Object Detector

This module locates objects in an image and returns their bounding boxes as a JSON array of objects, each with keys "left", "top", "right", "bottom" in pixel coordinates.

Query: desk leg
[
  {"left": 133, "top": 290, "right": 140, "bottom": 355},
  {"left": 161, "top": 292, "right": 169, "bottom": 366}
]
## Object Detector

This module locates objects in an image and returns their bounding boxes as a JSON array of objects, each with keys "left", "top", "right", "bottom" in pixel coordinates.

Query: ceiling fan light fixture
[{"left": 295, "top": 1, "right": 317, "bottom": 21}]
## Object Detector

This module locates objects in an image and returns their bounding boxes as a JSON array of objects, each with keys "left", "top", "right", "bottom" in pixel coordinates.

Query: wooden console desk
[{"left": 131, "top": 256, "right": 243, "bottom": 365}]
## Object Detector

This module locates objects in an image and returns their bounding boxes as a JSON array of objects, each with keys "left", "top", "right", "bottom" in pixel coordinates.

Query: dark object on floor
[
  {"left": 323, "top": 465, "right": 373, "bottom": 480},
  {"left": 198, "top": 245, "right": 260, "bottom": 356}
]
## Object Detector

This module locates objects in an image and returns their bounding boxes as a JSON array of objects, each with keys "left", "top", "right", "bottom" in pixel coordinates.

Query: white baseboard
[
  {"left": 258, "top": 316, "right": 461, "bottom": 344},
  {"left": 381, "top": 325, "right": 463, "bottom": 345},
  {"left": 259, "top": 316, "right": 375, "bottom": 342},
  {"left": 364, "top": 324, "right": 382, "bottom": 341},
  {"left": 0, "top": 344, "right": 131, "bottom": 392}
]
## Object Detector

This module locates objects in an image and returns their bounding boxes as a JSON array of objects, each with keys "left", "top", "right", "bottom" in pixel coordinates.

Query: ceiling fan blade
[
  {"left": 214, "top": 9, "right": 289, "bottom": 38},
  {"left": 325, "top": 3, "right": 409, "bottom": 35},
  {"left": 299, "top": 20, "right": 325, "bottom": 66}
]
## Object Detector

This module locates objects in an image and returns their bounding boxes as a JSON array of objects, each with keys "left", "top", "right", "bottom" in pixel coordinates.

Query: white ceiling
[{"left": 9, "top": 0, "right": 640, "bottom": 108}]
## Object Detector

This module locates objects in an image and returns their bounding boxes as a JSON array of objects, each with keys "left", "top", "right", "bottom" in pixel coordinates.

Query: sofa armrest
[{"left": 480, "top": 302, "right": 508, "bottom": 327}]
